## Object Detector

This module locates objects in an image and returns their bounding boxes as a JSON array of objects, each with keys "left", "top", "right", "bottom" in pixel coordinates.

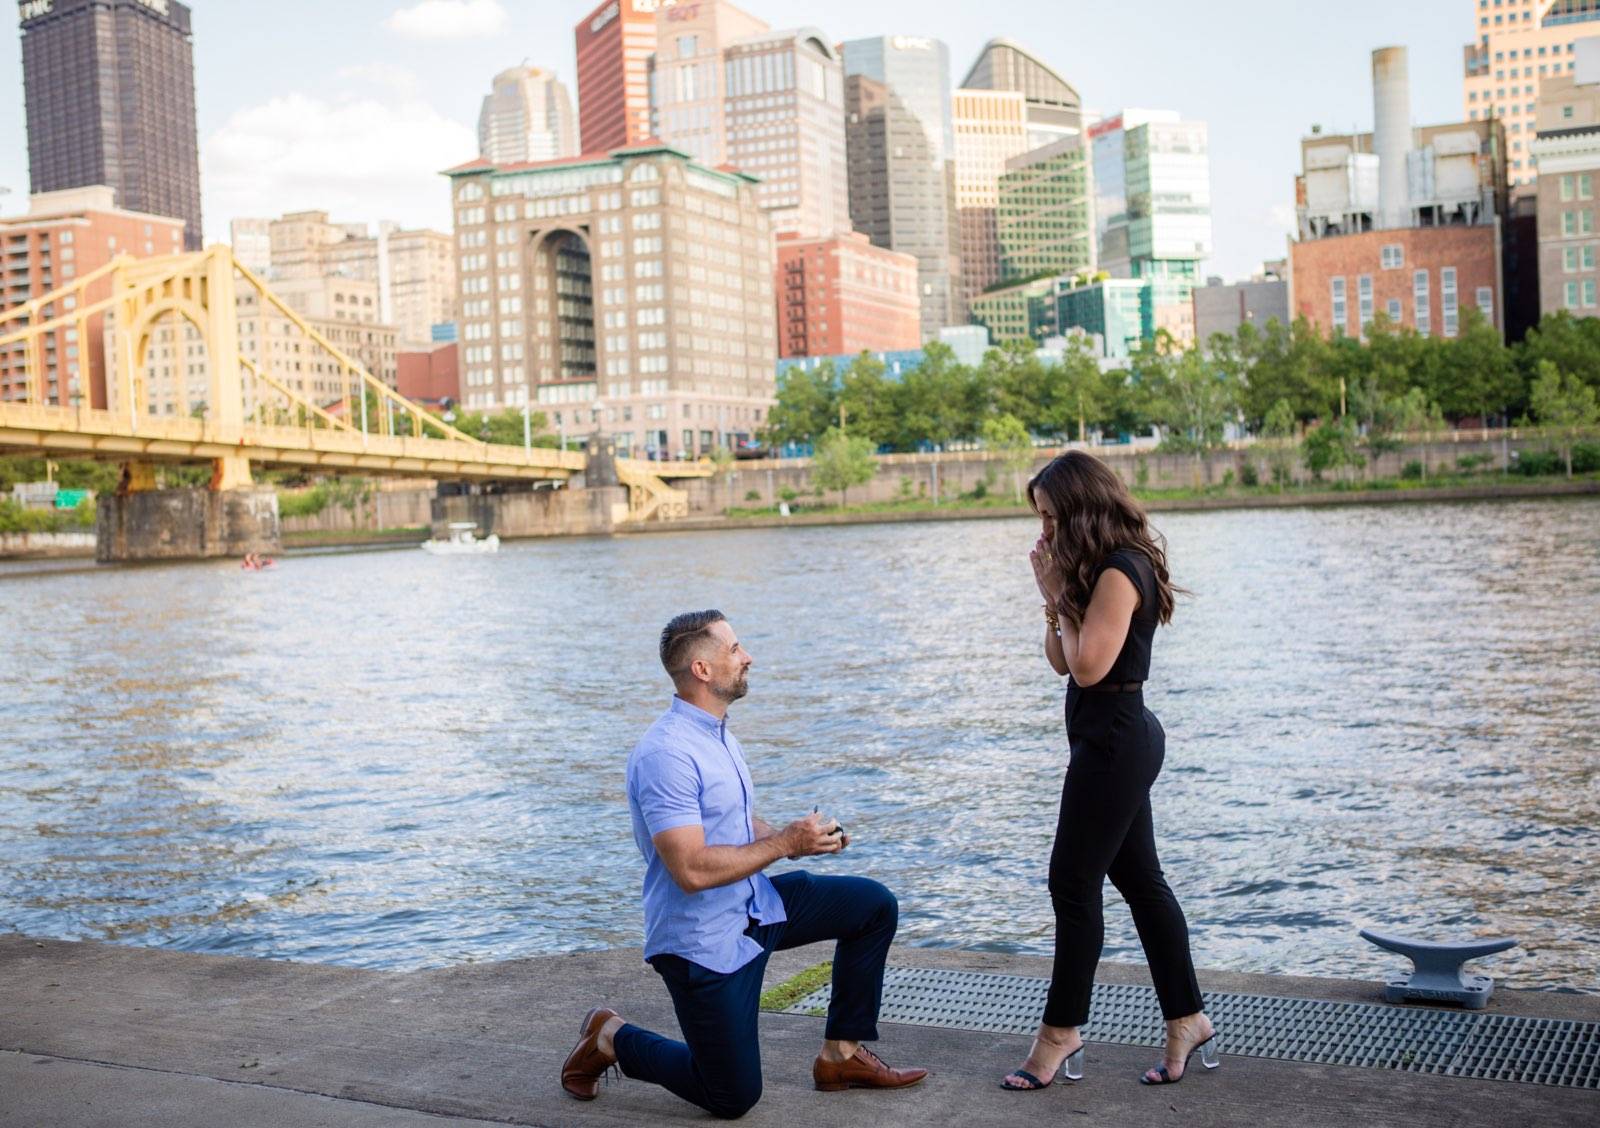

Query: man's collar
[{"left": 670, "top": 694, "right": 727, "bottom": 734}]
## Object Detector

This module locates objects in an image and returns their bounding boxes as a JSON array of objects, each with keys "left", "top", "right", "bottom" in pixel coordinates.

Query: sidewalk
[{"left": 2, "top": 934, "right": 1594, "bottom": 1127}]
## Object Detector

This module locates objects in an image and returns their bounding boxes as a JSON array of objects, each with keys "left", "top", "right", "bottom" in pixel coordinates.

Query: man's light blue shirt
[{"left": 626, "top": 696, "right": 786, "bottom": 973}]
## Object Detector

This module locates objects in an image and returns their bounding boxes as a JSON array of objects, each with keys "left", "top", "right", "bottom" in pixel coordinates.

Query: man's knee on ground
[{"left": 705, "top": 1078, "right": 762, "bottom": 1119}]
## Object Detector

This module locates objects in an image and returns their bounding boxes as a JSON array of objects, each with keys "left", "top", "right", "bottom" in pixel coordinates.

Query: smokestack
[{"left": 1372, "top": 46, "right": 1411, "bottom": 230}]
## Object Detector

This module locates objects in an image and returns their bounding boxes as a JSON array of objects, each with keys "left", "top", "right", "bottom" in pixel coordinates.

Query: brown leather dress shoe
[
  {"left": 561, "top": 1006, "right": 620, "bottom": 1101},
  {"left": 812, "top": 1046, "right": 928, "bottom": 1092}
]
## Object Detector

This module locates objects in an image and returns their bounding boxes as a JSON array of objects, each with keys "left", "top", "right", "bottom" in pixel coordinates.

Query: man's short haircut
[{"left": 660, "top": 609, "right": 727, "bottom": 680}]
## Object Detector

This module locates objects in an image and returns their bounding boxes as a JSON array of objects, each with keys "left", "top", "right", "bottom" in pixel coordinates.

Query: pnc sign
[
  {"left": 18, "top": 0, "right": 54, "bottom": 22},
  {"left": 889, "top": 36, "right": 934, "bottom": 51},
  {"left": 589, "top": 1, "right": 618, "bottom": 33}
]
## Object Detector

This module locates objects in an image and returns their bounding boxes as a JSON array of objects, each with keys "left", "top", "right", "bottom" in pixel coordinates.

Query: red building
[
  {"left": 775, "top": 231, "right": 921, "bottom": 358},
  {"left": 395, "top": 342, "right": 459, "bottom": 408},
  {"left": 574, "top": 0, "right": 657, "bottom": 154},
  {"left": 0, "top": 186, "right": 186, "bottom": 409},
  {"left": 1289, "top": 226, "right": 1501, "bottom": 340}
]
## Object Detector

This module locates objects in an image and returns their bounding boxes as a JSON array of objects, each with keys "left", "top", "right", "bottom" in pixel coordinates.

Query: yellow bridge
[{"left": 0, "top": 245, "right": 707, "bottom": 519}]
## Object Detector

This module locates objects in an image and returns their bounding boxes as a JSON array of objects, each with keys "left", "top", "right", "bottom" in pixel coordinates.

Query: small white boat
[{"left": 421, "top": 522, "right": 500, "bottom": 555}]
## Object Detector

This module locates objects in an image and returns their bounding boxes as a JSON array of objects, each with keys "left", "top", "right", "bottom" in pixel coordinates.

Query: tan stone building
[
  {"left": 952, "top": 88, "right": 1031, "bottom": 309},
  {"left": 648, "top": 0, "right": 768, "bottom": 169},
  {"left": 1463, "top": 0, "right": 1594, "bottom": 188},
  {"left": 1531, "top": 41, "right": 1600, "bottom": 316},
  {"left": 444, "top": 143, "right": 776, "bottom": 458}
]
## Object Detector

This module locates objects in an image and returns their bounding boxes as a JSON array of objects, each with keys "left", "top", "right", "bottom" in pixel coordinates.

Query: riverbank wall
[
  {"left": 0, "top": 531, "right": 96, "bottom": 557},
  {"left": 3, "top": 934, "right": 1593, "bottom": 1127}
]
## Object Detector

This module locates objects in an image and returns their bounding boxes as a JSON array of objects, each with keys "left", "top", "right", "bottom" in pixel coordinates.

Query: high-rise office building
[
  {"left": 996, "top": 137, "right": 1093, "bottom": 282},
  {"left": 574, "top": 0, "right": 659, "bottom": 153},
  {"left": 648, "top": 0, "right": 768, "bottom": 168},
  {"left": 443, "top": 145, "right": 776, "bottom": 458},
  {"left": 1463, "top": 0, "right": 1597, "bottom": 187},
  {"left": 20, "top": 0, "right": 203, "bottom": 250},
  {"left": 842, "top": 37, "right": 960, "bottom": 339},
  {"left": 230, "top": 218, "right": 273, "bottom": 276},
  {"left": 952, "top": 89, "right": 1031, "bottom": 306},
  {"left": 961, "top": 38, "right": 1084, "bottom": 151},
  {"left": 1526, "top": 37, "right": 1600, "bottom": 319},
  {"left": 722, "top": 29, "right": 850, "bottom": 238},
  {"left": 1088, "top": 109, "right": 1212, "bottom": 344},
  {"left": 479, "top": 66, "right": 577, "bottom": 165}
]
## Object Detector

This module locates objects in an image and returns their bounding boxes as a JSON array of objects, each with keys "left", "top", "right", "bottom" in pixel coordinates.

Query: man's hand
[{"left": 780, "top": 811, "right": 847, "bottom": 858}]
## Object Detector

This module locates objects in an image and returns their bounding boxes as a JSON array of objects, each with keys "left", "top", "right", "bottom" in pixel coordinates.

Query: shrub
[
  {"left": 778, "top": 486, "right": 798, "bottom": 502},
  {"left": 1220, "top": 468, "right": 1236, "bottom": 490},
  {"left": 968, "top": 480, "right": 989, "bottom": 500},
  {"left": 1401, "top": 460, "right": 1424, "bottom": 480},
  {"left": 1512, "top": 449, "right": 1563, "bottom": 476},
  {"left": 279, "top": 486, "right": 329, "bottom": 518},
  {"left": 1572, "top": 440, "right": 1600, "bottom": 474},
  {"left": 1238, "top": 461, "right": 1260, "bottom": 487},
  {"left": 744, "top": 489, "right": 762, "bottom": 501},
  {"left": 1456, "top": 453, "right": 1493, "bottom": 473}
]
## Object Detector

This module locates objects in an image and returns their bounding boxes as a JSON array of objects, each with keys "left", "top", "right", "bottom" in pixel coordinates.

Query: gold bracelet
[{"left": 1043, "top": 604, "right": 1060, "bottom": 631}]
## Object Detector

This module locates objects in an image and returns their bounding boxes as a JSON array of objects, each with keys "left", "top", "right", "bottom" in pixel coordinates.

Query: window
[
  {"left": 1566, "top": 246, "right": 1580, "bottom": 272},
  {"left": 1330, "top": 277, "right": 1347, "bottom": 332},
  {"left": 1387, "top": 299, "right": 1402, "bottom": 323},
  {"left": 1380, "top": 244, "right": 1404, "bottom": 269},
  {"left": 1358, "top": 275, "right": 1374, "bottom": 329},
  {"left": 1476, "top": 287, "right": 1494, "bottom": 318},
  {"left": 1442, "top": 268, "right": 1458, "bottom": 337},
  {"left": 1587, "top": 279, "right": 1598, "bottom": 308},
  {"left": 1414, "top": 270, "right": 1430, "bottom": 336},
  {"left": 1563, "top": 210, "right": 1578, "bottom": 236},
  {"left": 1586, "top": 245, "right": 1597, "bottom": 270},
  {"left": 1583, "top": 174, "right": 1595, "bottom": 200}
]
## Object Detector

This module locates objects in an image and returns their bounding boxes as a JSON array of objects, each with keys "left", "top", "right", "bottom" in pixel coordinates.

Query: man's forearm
[
  {"left": 680, "top": 835, "right": 789, "bottom": 893},
  {"left": 752, "top": 814, "right": 778, "bottom": 841}
]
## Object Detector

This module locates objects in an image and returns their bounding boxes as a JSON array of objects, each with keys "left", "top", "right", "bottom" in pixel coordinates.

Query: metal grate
[{"left": 782, "top": 966, "right": 1600, "bottom": 1089}]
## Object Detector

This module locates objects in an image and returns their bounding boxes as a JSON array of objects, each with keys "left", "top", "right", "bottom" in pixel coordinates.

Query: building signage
[
  {"left": 18, "top": 0, "right": 54, "bottom": 22},
  {"left": 666, "top": 2, "right": 699, "bottom": 21},
  {"left": 1088, "top": 115, "right": 1123, "bottom": 140},
  {"left": 889, "top": 36, "right": 933, "bottom": 51},
  {"left": 590, "top": 1, "right": 618, "bottom": 33},
  {"left": 134, "top": 0, "right": 172, "bottom": 15}
]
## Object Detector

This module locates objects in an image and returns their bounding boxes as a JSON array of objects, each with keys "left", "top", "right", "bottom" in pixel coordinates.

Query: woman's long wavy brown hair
[{"left": 1027, "top": 451, "right": 1180, "bottom": 628}]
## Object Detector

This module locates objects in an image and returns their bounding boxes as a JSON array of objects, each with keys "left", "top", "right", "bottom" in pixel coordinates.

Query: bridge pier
[{"left": 95, "top": 486, "right": 280, "bottom": 564}]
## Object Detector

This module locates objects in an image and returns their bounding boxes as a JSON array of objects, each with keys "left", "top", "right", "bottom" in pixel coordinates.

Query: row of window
[{"left": 1329, "top": 268, "right": 1489, "bottom": 337}]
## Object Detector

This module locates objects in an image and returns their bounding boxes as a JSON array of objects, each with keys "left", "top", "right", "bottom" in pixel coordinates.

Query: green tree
[
  {"left": 1529, "top": 360, "right": 1600, "bottom": 477},
  {"left": 892, "top": 341, "right": 979, "bottom": 449},
  {"left": 811, "top": 426, "right": 877, "bottom": 506},
  {"left": 1393, "top": 386, "right": 1447, "bottom": 481},
  {"left": 1436, "top": 306, "right": 1520, "bottom": 423},
  {"left": 1516, "top": 310, "right": 1600, "bottom": 398},
  {"left": 1235, "top": 316, "right": 1337, "bottom": 427},
  {"left": 765, "top": 360, "right": 839, "bottom": 447},
  {"left": 981, "top": 413, "right": 1036, "bottom": 500},
  {"left": 1053, "top": 334, "right": 1103, "bottom": 441},
  {"left": 1302, "top": 416, "right": 1364, "bottom": 482},
  {"left": 986, "top": 338, "right": 1054, "bottom": 432},
  {"left": 838, "top": 352, "right": 897, "bottom": 446},
  {"left": 1262, "top": 398, "right": 1298, "bottom": 489},
  {"left": 1148, "top": 347, "right": 1238, "bottom": 485}
]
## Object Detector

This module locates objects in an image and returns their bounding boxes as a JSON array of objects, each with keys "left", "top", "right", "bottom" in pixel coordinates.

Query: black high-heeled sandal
[
  {"left": 999, "top": 1041, "right": 1085, "bottom": 1090},
  {"left": 1139, "top": 1034, "right": 1219, "bottom": 1085}
]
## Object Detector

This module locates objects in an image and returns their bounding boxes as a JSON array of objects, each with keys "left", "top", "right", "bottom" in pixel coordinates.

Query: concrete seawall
[{"left": 2, "top": 934, "right": 1594, "bottom": 1127}]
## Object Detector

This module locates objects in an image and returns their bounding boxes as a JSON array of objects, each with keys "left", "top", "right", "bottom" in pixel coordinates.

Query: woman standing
[{"left": 1001, "top": 451, "right": 1217, "bottom": 1091}]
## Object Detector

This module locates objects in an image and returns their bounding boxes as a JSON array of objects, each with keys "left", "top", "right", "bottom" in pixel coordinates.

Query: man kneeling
[{"left": 561, "top": 610, "right": 927, "bottom": 1118}]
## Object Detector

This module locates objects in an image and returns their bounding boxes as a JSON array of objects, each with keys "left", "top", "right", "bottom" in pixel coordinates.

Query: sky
[{"left": 0, "top": 0, "right": 1474, "bottom": 283}]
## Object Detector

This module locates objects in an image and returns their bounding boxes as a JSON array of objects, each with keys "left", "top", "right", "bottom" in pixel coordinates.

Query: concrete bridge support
[{"left": 95, "top": 484, "right": 280, "bottom": 564}]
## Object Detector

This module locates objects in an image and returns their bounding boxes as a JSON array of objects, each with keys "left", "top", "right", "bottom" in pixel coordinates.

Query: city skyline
[{"left": 1, "top": 0, "right": 1472, "bottom": 283}]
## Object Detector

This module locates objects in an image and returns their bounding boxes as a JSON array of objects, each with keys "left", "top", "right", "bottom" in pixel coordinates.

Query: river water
[{"left": 2, "top": 498, "right": 1597, "bottom": 990}]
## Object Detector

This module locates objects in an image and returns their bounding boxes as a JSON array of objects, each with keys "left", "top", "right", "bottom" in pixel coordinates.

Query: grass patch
[{"left": 759, "top": 961, "right": 832, "bottom": 1013}]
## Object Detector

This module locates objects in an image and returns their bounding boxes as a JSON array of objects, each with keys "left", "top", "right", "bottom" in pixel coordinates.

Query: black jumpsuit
[{"left": 1043, "top": 547, "right": 1204, "bottom": 1028}]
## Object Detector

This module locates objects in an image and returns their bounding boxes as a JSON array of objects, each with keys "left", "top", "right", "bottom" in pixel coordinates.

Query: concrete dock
[{"left": 2, "top": 934, "right": 1595, "bottom": 1127}]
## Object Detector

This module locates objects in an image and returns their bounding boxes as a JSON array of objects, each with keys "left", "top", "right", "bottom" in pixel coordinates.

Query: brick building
[
  {"left": 0, "top": 186, "right": 185, "bottom": 409},
  {"left": 574, "top": 0, "right": 658, "bottom": 153},
  {"left": 1289, "top": 227, "right": 1500, "bottom": 337},
  {"left": 397, "top": 343, "right": 460, "bottom": 408},
  {"left": 775, "top": 231, "right": 921, "bottom": 358}
]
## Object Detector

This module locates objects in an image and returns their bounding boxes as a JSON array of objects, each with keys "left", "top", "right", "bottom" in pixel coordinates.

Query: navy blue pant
[{"left": 612, "top": 870, "right": 898, "bottom": 1119}]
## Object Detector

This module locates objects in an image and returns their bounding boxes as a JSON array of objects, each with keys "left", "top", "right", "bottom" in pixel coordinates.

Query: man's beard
[{"left": 712, "top": 671, "right": 749, "bottom": 703}]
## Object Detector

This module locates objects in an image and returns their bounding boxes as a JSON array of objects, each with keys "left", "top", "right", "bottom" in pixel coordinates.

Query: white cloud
[
  {"left": 335, "top": 63, "right": 421, "bottom": 97},
  {"left": 384, "top": 0, "right": 507, "bottom": 40},
  {"left": 201, "top": 90, "right": 475, "bottom": 241}
]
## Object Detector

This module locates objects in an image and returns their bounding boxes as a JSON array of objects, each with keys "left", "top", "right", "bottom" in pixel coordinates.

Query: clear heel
[
  {"left": 1198, "top": 1035, "right": 1220, "bottom": 1070},
  {"left": 1061, "top": 1045, "right": 1085, "bottom": 1082}
]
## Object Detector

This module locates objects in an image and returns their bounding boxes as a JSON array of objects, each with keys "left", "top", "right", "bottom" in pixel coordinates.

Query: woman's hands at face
[{"left": 1030, "top": 534, "right": 1066, "bottom": 605}]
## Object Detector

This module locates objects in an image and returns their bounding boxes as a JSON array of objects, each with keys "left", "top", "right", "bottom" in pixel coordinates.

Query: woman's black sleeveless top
[{"left": 1074, "top": 547, "right": 1158, "bottom": 688}]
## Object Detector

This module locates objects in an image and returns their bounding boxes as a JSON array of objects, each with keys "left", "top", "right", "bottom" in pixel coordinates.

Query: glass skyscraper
[{"left": 842, "top": 36, "right": 960, "bottom": 339}]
